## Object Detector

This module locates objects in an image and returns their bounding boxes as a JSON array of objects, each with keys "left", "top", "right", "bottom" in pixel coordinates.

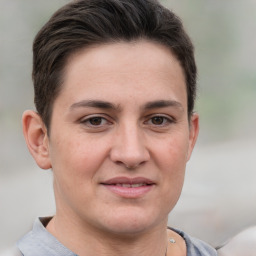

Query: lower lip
[{"left": 102, "top": 184, "right": 154, "bottom": 198}]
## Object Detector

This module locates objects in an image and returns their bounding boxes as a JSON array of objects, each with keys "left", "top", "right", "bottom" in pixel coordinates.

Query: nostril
[{"left": 114, "top": 160, "right": 148, "bottom": 170}]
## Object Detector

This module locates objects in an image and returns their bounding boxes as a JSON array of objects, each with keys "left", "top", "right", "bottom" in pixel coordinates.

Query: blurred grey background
[{"left": 0, "top": 0, "right": 255, "bottom": 252}]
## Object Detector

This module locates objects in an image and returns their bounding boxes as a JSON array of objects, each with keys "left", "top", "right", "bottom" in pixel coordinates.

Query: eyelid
[
  {"left": 80, "top": 114, "right": 113, "bottom": 127},
  {"left": 144, "top": 114, "right": 175, "bottom": 126}
]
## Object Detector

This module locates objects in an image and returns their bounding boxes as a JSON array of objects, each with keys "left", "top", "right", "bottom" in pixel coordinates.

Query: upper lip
[{"left": 101, "top": 177, "right": 155, "bottom": 185}]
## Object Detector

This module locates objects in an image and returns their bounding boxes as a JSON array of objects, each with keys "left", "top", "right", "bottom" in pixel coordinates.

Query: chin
[{"left": 98, "top": 208, "right": 166, "bottom": 236}]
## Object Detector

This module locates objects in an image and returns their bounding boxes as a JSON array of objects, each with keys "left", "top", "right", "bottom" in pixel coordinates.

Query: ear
[
  {"left": 22, "top": 110, "right": 52, "bottom": 170},
  {"left": 187, "top": 113, "right": 199, "bottom": 161}
]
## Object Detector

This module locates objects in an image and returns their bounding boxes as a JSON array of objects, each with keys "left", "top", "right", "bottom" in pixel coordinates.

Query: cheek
[
  {"left": 155, "top": 133, "right": 189, "bottom": 171},
  {"left": 50, "top": 137, "right": 104, "bottom": 206},
  {"left": 154, "top": 134, "right": 189, "bottom": 200},
  {"left": 50, "top": 134, "right": 112, "bottom": 187}
]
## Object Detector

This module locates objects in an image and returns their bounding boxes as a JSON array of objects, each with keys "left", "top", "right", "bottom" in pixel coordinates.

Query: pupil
[
  {"left": 152, "top": 116, "right": 163, "bottom": 125},
  {"left": 90, "top": 117, "right": 102, "bottom": 125}
]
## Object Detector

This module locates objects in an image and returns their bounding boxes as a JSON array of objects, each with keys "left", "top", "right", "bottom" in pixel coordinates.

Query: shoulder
[
  {"left": 169, "top": 227, "right": 217, "bottom": 256},
  {"left": 17, "top": 217, "right": 76, "bottom": 256}
]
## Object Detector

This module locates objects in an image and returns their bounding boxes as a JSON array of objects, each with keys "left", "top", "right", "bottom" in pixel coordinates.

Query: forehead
[
  {"left": 66, "top": 40, "right": 184, "bottom": 78},
  {"left": 56, "top": 40, "right": 187, "bottom": 109}
]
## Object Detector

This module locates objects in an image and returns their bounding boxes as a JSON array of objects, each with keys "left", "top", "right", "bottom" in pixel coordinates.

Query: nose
[{"left": 109, "top": 124, "right": 150, "bottom": 169}]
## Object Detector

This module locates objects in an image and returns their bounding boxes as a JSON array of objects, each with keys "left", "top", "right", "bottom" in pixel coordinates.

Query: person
[{"left": 17, "top": 0, "right": 217, "bottom": 255}]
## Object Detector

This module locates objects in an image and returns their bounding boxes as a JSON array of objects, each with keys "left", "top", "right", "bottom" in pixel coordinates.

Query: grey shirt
[{"left": 17, "top": 217, "right": 217, "bottom": 256}]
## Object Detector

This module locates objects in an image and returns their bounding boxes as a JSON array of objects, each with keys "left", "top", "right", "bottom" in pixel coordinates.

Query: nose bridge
[{"left": 110, "top": 120, "right": 149, "bottom": 168}]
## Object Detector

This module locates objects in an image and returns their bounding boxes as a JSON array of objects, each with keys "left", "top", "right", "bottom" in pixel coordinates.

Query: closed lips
[
  {"left": 114, "top": 183, "right": 148, "bottom": 187},
  {"left": 101, "top": 177, "right": 155, "bottom": 186}
]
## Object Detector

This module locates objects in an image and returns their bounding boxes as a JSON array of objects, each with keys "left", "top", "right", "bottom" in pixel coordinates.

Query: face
[{"left": 44, "top": 41, "right": 199, "bottom": 235}]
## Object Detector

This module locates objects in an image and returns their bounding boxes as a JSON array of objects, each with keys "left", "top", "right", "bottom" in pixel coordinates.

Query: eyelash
[
  {"left": 144, "top": 115, "right": 175, "bottom": 127},
  {"left": 80, "top": 114, "right": 175, "bottom": 129},
  {"left": 80, "top": 115, "right": 112, "bottom": 127}
]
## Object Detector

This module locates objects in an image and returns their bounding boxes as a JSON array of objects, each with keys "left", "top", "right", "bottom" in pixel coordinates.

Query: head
[
  {"left": 23, "top": 0, "right": 199, "bottom": 244},
  {"left": 33, "top": 0, "right": 197, "bottom": 131}
]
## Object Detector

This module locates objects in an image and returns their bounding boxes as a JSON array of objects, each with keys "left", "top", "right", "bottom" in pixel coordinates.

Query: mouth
[
  {"left": 114, "top": 183, "right": 148, "bottom": 188},
  {"left": 101, "top": 177, "right": 155, "bottom": 198}
]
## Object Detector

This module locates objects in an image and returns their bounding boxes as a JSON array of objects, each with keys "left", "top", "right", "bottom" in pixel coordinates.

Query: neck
[{"left": 47, "top": 214, "right": 169, "bottom": 256}]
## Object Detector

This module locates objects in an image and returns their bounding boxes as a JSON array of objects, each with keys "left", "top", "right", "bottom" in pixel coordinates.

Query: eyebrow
[
  {"left": 143, "top": 100, "right": 184, "bottom": 111},
  {"left": 70, "top": 99, "right": 184, "bottom": 112},
  {"left": 70, "top": 100, "right": 120, "bottom": 111}
]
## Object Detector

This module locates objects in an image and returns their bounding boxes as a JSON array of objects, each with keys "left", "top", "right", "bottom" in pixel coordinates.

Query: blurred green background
[{"left": 0, "top": 0, "right": 255, "bottom": 253}]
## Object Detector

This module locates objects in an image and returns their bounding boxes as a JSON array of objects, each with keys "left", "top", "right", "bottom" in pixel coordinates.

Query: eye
[
  {"left": 88, "top": 117, "right": 105, "bottom": 126},
  {"left": 145, "top": 115, "right": 174, "bottom": 127},
  {"left": 80, "top": 116, "right": 110, "bottom": 127},
  {"left": 151, "top": 116, "right": 165, "bottom": 125}
]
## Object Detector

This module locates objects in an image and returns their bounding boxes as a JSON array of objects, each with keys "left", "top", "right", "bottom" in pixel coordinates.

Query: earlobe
[
  {"left": 187, "top": 113, "right": 199, "bottom": 161},
  {"left": 22, "top": 110, "right": 52, "bottom": 170}
]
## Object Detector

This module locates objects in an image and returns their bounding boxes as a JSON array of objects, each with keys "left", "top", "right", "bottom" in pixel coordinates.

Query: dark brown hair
[{"left": 33, "top": 0, "right": 197, "bottom": 129}]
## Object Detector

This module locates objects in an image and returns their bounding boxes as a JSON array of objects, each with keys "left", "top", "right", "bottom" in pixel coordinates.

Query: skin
[{"left": 23, "top": 40, "right": 199, "bottom": 256}]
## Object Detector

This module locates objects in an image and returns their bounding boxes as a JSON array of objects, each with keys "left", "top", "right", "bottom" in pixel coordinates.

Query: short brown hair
[{"left": 33, "top": 0, "right": 197, "bottom": 129}]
